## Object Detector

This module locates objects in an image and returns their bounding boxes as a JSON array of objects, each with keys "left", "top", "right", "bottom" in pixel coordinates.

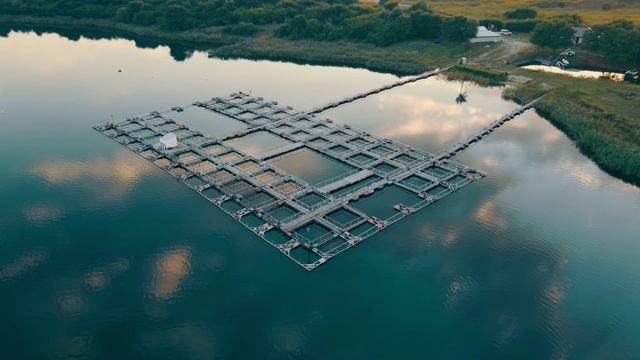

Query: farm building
[
  {"left": 573, "top": 26, "right": 591, "bottom": 44},
  {"left": 470, "top": 26, "right": 501, "bottom": 43}
]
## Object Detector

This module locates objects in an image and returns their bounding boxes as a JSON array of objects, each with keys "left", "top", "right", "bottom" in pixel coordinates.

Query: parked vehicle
[
  {"left": 624, "top": 69, "right": 639, "bottom": 84},
  {"left": 500, "top": 29, "right": 512, "bottom": 35}
]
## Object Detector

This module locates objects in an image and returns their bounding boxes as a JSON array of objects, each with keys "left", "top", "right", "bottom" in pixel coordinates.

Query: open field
[{"left": 368, "top": 0, "right": 640, "bottom": 25}]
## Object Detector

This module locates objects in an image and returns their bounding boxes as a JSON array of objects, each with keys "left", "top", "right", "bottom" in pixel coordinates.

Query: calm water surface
[{"left": 1, "top": 28, "right": 640, "bottom": 359}]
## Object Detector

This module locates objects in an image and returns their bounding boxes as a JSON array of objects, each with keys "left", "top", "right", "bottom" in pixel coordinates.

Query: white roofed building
[
  {"left": 470, "top": 26, "right": 501, "bottom": 43},
  {"left": 158, "top": 132, "right": 178, "bottom": 150}
]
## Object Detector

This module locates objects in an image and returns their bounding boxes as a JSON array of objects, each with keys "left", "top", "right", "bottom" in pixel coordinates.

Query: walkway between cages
[{"left": 93, "top": 69, "right": 543, "bottom": 271}]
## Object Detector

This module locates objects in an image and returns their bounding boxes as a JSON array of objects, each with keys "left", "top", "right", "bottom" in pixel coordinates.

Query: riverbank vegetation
[
  {"left": 504, "top": 72, "right": 640, "bottom": 182},
  {"left": 0, "top": 0, "right": 478, "bottom": 47}
]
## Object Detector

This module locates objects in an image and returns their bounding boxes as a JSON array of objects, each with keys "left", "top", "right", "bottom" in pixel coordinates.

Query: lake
[{"left": 1, "top": 27, "right": 640, "bottom": 359}]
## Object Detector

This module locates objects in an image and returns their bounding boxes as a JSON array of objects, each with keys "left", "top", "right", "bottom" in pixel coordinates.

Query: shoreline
[{"left": 3, "top": 18, "right": 638, "bottom": 185}]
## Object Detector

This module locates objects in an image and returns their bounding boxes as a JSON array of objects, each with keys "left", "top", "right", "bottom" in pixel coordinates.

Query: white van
[{"left": 500, "top": 29, "right": 512, "bottom": 35}]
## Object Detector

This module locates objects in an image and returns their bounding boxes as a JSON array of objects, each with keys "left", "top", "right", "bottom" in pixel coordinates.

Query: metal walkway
[{"left": 93, "top": 68, "right": 541, "bottom": 271}]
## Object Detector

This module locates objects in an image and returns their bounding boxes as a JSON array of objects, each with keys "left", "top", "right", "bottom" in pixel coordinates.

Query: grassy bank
[
  {"left": 503, "top": 73, "right": 640, "bottom": 183},
  {"left": 444, "top": 65, "right": 509, "bottom": 86},
  {"left": 502, "top": 80, "right": 547, "bottom": 103}
]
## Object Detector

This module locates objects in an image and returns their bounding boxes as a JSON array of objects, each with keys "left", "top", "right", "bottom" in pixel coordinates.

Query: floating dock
[{"left": 93, "top": 70, "right": 540, "bottom": 271}]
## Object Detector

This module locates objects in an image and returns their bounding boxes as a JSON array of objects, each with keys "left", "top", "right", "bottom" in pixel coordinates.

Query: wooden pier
[{"left": 94, "top": 69, "right": 542, "bottom": 271}]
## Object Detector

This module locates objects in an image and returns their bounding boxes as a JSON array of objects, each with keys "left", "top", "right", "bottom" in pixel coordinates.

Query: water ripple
[
  {"left": 56, "top": 291, "right": 87, "bottom": 318},
  {"left": 268, "top": 321, "right": 308, "bottom": 358}
]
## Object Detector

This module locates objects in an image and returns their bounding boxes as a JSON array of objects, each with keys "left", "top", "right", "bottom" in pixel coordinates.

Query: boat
[{"left": 368, "top": 216, "right": 379, "bottom": 224}]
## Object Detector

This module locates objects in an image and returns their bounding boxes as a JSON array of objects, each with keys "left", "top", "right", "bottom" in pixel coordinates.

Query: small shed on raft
[{"left": 158, "top": 132, "right": 178, "bottom": 150}]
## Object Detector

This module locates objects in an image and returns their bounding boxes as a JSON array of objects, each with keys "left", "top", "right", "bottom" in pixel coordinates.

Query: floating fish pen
[{"left": 94, "top": 71, "right": 542, "bottom": 270}]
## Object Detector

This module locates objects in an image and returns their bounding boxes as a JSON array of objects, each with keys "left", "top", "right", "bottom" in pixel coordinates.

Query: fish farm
[{"left": 93, "top": 70, "right": 540, "bottom": 271}]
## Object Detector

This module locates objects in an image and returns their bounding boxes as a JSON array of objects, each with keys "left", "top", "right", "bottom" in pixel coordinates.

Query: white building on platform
[{"left": 157, "top": 132, "right": 178, "bottom": 150}]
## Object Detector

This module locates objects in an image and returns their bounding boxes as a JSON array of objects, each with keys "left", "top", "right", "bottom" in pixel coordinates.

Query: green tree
[
  {"left": 116, "top": 0, "right": 144, "bottom": 23},
  {"left": 368, "top": 13, "right": 412, "bottom": 46},
  {"left": 531, "top": 20, "right": 574, "bottom": 52},
  {"left": 504, "top": 8, "right": 537, "bottom": 19},
  {"left": 410, "top": 11, "right": 441, "bottom": 40},
  {"left": 585, "top": 20, "right": 640, "bottom": 68},
  {"left": 442, "top": 16, "right": 477, "bottom": 42},
  {"left": 161, "top": 5, "right": 189, "bottom": 31}
]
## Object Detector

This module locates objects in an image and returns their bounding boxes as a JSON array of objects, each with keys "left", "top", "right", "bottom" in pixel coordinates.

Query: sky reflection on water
[{"left": 1, "top": 27, "right": 639, "bottom": 359}]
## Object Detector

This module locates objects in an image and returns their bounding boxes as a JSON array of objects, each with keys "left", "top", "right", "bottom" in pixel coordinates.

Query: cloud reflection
[
  {"left": 24, "top": 204, "right": 63, "bottom": 225},
  {"left": 85, "top": 270, "right": 110, "bottom": 291},
  {"left": 32, "top": 153, "right": 153, "bottom": 203},
  {"left": 373, "top": 92, "right": 505, "bottom": 144},
  {"left": 269, "top": 322, "right": 307, "bottom": 357},
  {"left": 148, "top": 247, "right": 191, "bottom": 300},
  {"left": 140, "top": 323, "right": 217, "bottom": 359},
  {"left": 474, "top": 200, "right": 507, "bottom": 230},
  {"left": 0, "top": 250, "right": 48, "bottom": 281},
  {"left": 85, "top": 257, "right": 131, "bottom": 291},
  {"left": 57, "top": 291, "right": 87, "bottom": 317},
  {"left": 0, "top": 31, "right": 167, "bottom": 76},
  {"left": 32, "top": 154, "right": 148, "bottom": 184}
]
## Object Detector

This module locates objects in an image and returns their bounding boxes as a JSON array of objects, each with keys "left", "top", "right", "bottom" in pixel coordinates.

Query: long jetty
[{"left": 93, "top": 68, "right": 541, "bottom": 271}]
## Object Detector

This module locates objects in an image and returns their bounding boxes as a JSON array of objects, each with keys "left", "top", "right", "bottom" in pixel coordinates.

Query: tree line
[
  {"left": 506, "top": 11, "right": 640, "bottom": 70},
  {"left": 584, "top": 20, "right": 640, "bottom": 69},
  {"left": 1, "top": 0, "right": 478, "bottom": 46}
]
